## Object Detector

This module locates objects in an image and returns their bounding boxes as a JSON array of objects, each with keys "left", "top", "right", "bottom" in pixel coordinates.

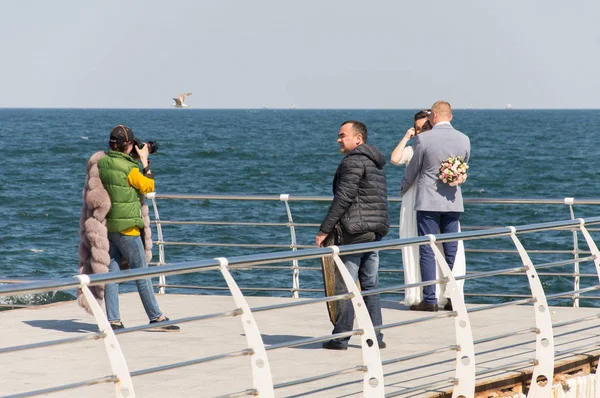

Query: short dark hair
[
  {"left": 109, "top": 141, "right": 130, "bottom": 152},
  {"left": 414, "top": 110, "right": 431, "bottom": 121},
  {"left": 340, "top": 120, "right": 368, "bottom": 143}
]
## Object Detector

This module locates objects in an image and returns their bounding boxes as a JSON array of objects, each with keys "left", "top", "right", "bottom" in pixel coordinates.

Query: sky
[{"left": 1, "top": 1, "right": 599, "bottom": 109}]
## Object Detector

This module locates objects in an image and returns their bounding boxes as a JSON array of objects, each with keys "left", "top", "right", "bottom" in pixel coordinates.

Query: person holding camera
[{"left": 96, "top": 125, "right": 179, "bottom": 331}]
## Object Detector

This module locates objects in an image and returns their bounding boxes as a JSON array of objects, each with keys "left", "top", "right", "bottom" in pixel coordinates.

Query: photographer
[{"left": 96, "top": 125, "right": 179, "bottom": 331}]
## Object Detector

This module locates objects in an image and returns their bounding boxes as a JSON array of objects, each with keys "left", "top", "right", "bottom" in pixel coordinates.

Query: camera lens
[{"left": 147, "top": 141, "right": 158, "bottom": 154}]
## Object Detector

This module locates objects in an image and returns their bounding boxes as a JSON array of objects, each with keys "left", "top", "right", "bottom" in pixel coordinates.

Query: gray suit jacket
[{"left": 400, "top": 123, "right": 470, "bottom": 212}]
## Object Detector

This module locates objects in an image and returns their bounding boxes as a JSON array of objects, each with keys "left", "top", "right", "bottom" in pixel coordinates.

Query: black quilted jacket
[{"left": 319, "top": 143, "right": 389, "bottom": 237}]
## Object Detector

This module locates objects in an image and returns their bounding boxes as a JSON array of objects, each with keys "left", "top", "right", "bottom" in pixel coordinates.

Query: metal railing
[
  {"left": 2, "top": 215, "right": 600, "bottom": 397},
  {"left": 147, "top": 194, "right": 600, "bottom": 306}
]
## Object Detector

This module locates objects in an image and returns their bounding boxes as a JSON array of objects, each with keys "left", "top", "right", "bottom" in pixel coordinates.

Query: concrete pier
[{"left": 1, "top": 293, "right": 599, "bottom": 397}]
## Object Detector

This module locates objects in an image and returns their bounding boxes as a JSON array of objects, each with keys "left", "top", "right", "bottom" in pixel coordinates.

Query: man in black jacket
[{"left": 316, "top": 120, "right": 389, "bottom": 350}]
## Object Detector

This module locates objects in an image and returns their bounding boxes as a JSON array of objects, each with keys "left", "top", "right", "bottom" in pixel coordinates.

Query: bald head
[{"left": 430, "top": 100, "right": 453, "bottom": 123}]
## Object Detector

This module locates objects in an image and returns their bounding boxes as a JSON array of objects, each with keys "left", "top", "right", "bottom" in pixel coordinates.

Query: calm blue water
[{"left": 1, "top": 108, "right": 599, "bottom": 306}]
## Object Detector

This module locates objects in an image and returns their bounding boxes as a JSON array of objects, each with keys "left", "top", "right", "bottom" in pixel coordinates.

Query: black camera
[{"left": 133, "top": 138, "right": 158, "bottom": 154}]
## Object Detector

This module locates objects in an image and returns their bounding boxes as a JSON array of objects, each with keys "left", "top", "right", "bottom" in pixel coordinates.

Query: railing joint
[{"left": 232, "top": 308, "right": 244, "bottom": 316}]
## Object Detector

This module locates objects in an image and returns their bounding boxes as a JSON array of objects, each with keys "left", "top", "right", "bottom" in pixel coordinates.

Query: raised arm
[
  {"left": 400, "top": 136, "right": 424, "bottom": 195},
  {"left": 390, "top": 128, "right": 416, "bottom": 165}
]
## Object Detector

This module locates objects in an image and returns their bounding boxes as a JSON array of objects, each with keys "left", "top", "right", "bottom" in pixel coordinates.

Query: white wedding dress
[{"left": 397, "top": 146, "right": 466, "bottom": 306}]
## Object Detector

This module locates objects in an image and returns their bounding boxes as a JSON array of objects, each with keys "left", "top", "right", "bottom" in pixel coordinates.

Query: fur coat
[{"left": 77, "top": 150, "right": 153, "bottom": 313}]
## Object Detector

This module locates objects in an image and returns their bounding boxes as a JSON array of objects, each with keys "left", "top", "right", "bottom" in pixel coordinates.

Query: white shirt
[{"left": 434, "top": 121, "right": 451, "bottom": 127}]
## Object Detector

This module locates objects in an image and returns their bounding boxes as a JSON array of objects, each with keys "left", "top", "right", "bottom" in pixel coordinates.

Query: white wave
[
  {"left": 0, "top": 291, "right": 75, "bottom": 307},
  {"left": 29, "top": 249, "right": 44, "bottom": 253},
  {"left": 80, "top": 136, "right": 89, "bottom": 140}
]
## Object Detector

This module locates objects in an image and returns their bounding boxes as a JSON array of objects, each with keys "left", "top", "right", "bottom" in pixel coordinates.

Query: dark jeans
[
  {"left": 332, "top": 251, "right": 384, "bottom": 346},
  {"left": 417, "top": 211, "right": 461, "bottom": 304}
]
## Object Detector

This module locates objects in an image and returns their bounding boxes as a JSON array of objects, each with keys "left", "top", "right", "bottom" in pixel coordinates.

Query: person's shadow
[
  {"left": 381, "top": 300, "right": 409, "bottom": 310},
  {"left": 253, "top": 334, "right": 323, "bottom": 349},
  {"left": 23, "top": 319, "right": 99, "bottom": 333}
]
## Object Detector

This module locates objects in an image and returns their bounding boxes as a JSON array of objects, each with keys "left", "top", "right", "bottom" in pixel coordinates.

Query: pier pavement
[{"left": 1, "top": 293, "right": 599, "bottom": 397}]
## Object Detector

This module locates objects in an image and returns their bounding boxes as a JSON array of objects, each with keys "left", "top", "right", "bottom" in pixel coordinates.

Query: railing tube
[
  {"left": 280, "top": 194, "right": 300, "bottom": 298},
  {"left": 566, "top": 197, "right": 579, "bottom": 307},
  {"left": 74, "top": 275, "right": 135, "bottom": 398}
]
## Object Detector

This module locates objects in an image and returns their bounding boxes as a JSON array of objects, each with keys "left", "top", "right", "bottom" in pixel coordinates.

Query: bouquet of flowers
[{"left": 439, "top": 156, "right": 469, "bottom": 186}]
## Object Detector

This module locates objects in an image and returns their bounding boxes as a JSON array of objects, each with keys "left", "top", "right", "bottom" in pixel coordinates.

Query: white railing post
[
  {"left": 508, "top": 227, "right": 554, "bottom": 397},
  {"left": 280, "top": 194, "right": 300, "bottom": 298},
  {"left": 565, "top": 197, "right": 579, "bottom": 307},
  {"left": 215, "top": 257, "right": 275, "bottom": 397},
  {"left": 330, "top": 246, "right": 384, "bottom": 397},
  {"left": 427, "top": 235, "right": 476, "bottom": 398},
  {"left": 74, "top": 275, "right": 135, "bottom": 398},
  {"left": 148, "top": 192, "right": 167, "bottom": 295}
]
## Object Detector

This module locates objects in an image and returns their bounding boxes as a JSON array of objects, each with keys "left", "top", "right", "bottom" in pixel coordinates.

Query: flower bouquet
[{"left": 439, "top": 156, "right": 469, "bottom": 186}]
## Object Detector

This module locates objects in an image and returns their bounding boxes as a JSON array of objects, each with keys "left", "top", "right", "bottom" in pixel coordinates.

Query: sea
[{"left": 1, "top": 108, "right": 599, "bottom": 308}]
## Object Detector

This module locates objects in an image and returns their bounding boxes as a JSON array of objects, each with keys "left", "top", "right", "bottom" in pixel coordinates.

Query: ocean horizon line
[{"left": 1, "top": 107, "right": 599, "bottom": 111}]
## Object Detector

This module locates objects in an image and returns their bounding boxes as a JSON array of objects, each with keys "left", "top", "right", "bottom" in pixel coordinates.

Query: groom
[{"left": 400, "top": 101, "right": 470, "bottom": 312}]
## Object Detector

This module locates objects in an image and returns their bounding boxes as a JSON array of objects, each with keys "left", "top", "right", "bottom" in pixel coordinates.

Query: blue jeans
[
  {"left": 332, "top": 251, "right": 383, "bottom": 346},
  {"left": 417, "top": 211, "right": 461, "bottom": 304},
  {"left": 105, "top": 233, "right": 162, "bottom": 322}
]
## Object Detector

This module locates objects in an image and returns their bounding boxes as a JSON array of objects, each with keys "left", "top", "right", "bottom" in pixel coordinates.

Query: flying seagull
[{"left": 172, "top": 92, "right": 192, "bottom": 108}]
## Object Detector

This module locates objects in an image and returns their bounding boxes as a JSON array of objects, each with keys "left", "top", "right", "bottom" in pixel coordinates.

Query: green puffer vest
[{"left": 97, "top": 150, "right": 144, "bottom": 233}]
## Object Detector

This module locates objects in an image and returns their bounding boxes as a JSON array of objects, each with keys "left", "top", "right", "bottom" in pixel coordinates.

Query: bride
[{"left": 390, "top": 110, "right": 466, "bottom": 309}]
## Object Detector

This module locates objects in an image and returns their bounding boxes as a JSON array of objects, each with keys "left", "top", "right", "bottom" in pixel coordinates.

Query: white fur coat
[{"left": 77, "top": 151, "right": 153, "bottom": 313}]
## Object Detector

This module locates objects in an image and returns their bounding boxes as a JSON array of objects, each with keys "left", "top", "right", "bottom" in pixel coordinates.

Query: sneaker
[
  {"left": 148, "top": 316, "right": 180, "bottom": 332},
  {"left": 322, "top": 339, "right": 348, "bottom": 350},
  {"left": 110, "top": 321, "right": 125, "bottom": 330},
  {"left": 378, "top": 341, "right": 387, "bottom": 349}
]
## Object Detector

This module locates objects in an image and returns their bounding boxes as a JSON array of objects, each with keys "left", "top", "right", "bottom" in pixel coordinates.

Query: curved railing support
[
  {"left": 508, "top": 227, "right": 554, "bottom": 397},
  {"left": 574, "top": 218, "right": 600, "bottom": 392},
  {"left": 215, "top": 257, "right": 275, "bottom": 397},
  {"left": 330, "top": 246, "right": 384, "bottom": 397},
  {"left": 576, "top": 219, "right": 600, "bottom": 284},
  {"left": 280, "top": 194, "right": 300, "bottom": 298},
  {"left": 147, "top": 192, "right": 167, "bottom": 295},
  {"left": 427, "top": 235, "right": 476, "bottom": 398},
  {"left": 74, "top": 275, "right": 135, "bottom": 398}
]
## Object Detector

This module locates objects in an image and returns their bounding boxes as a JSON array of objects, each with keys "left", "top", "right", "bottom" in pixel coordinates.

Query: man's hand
[
  {"left": 134, "top": 143, "right": 150, "bottom": 168},
  {"left": 315, "top": 231, "right": 328, "bottom": 247}
]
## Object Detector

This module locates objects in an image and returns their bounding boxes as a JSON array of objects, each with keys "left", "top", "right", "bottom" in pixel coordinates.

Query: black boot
[{"left": 409, "top": 301, "right": 439, "bottom": 312}]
